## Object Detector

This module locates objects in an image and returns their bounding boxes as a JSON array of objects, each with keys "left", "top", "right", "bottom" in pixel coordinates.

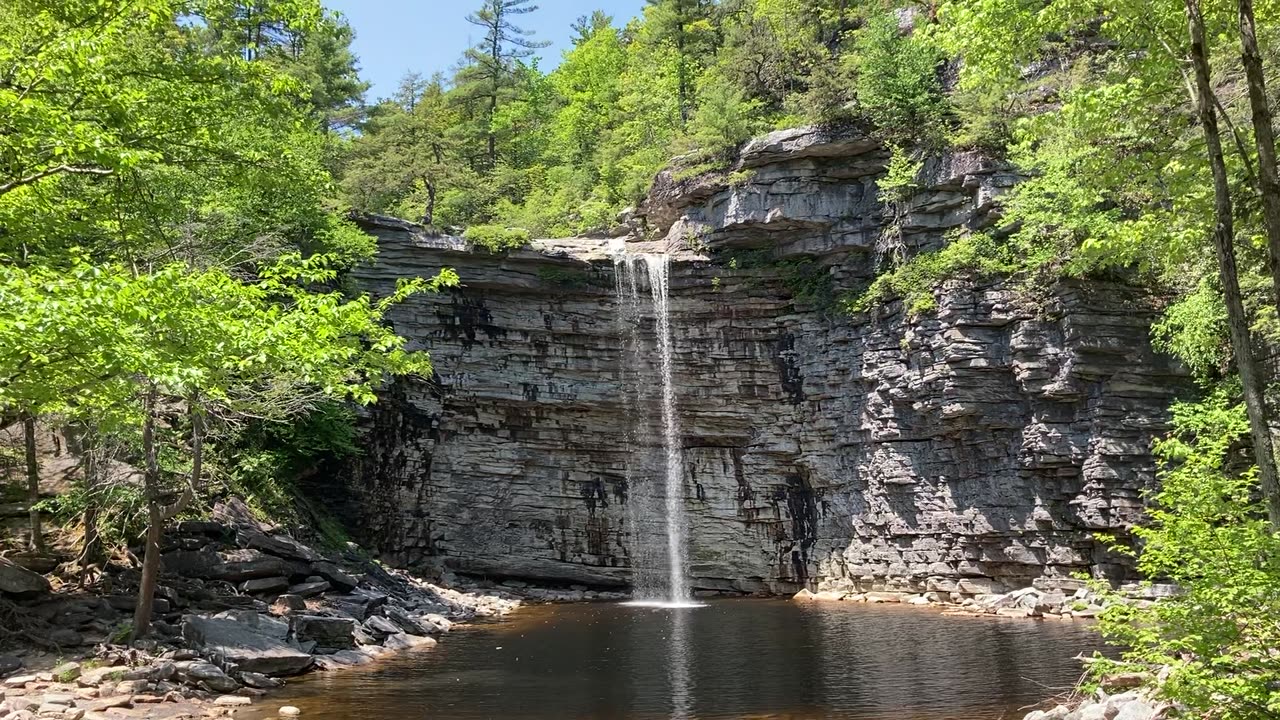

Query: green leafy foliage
[
  {"left": 338, "top": 0, "right": 955, "bottom": 240},
  {"left": 463, "top": 224, "right": 531, "bottom": 252},
  {"left": 1095, "top": 392, "right": 1280, "bottom": 719},
  {"left": 0, "top": 0, "right": 461, "bottom": 623},
  {"left": 853, "top": 13, "right": 948, "bottom": 147},
  {"left": 846, "top": 234, "right": 1019, "bottom": 317}
]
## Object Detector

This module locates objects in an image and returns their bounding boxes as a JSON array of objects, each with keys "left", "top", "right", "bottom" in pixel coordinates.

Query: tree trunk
[
  {"left": 188, "top": 406, "right": 204, "bottom": 497},
  {"left": 131, "top": 397, "right": 203, "bottom": 643},
  {"left": 22, "top": 413, "right": 42, "bottom": 552},
  {"left": 1187, "top": 0, "right": 1280, "bottom": 527},
  {"left": 131, "top": 386, "right": 161, "bottom": 643},
  {"left": 1238, "top": 0, "right": 1280, "bottom": 324},
  {"left": 487, "top": 93, "right": 498, "bottom": 168},
  {"left": 488, "top": 10, "right": 501, "bottom": 169},
  {"left": 80, "top": 433, "right": 100, "bottom": 586},
  {"left": 423, "top": 180, "right": 437, "bottom": 226}
]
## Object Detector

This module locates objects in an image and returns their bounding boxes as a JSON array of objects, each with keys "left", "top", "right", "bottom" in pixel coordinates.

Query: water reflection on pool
[{"left": 249, "top": 599, "right": 1102, "bottom": 720}]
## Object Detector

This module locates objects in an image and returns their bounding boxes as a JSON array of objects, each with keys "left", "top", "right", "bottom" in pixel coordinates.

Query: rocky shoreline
[
  {"left": 0, "top": 500, "right": 532, "bottom": 719},
  {"left": 1020, "top": 689, "right": 1168, "bottom": 720},
  {"left": 793, "top": 578, "right": 1176, "bottom": 621}
]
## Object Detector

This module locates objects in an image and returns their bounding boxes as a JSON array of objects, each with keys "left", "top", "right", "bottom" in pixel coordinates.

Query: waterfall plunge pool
[{"left": 247, "top": 598, "right": 1104, "bottom": 720}]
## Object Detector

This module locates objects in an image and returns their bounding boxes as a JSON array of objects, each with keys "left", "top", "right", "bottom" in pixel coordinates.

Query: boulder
[
  {"left": 121, "top": 663, "right": 175, "bottom": 682},
  {"left": 271, "top": 595, "right": 307, "bottom": 615},
  {"left": 78, "top": 666, "right": 125, "bottom": 688},
  {"left": 0, "top": 654, "right": 22, "bottom": 675},
  {"left": 287, "top": 580, "right": 330, "bottom": 599},
  {"left": 212, "top": 550, "right": 306, "bottom": 583},
  {"left": 1113, "top": 701, "right": 1158, "bottom": 720},
  {"left": 2, "top": 696, "right": 38, "bottom": 713},
  {"left": 325, "top": 590, "right": 386, "bottom": 621},
  {"left": 382, "top": 633, "right": 436, "bottom": 651},
  {"left": 160, "top": 547, "right": 222, "bottom": 579},
  {"left": 291, "top": 616, "right": 356, "bottom": 653},
  {"left": 237, "top": 672, "right": 282, "bottom": 690},
  {"left": 362, "top": 615, "right": 400, "bottom": 639},
  {"left": 182, "top": 614, "right": 313, "bottom": 676},
  {"left": 212, "top": 497, "right": 270, "bottom": 531},
  {"left": 239, "top": 531, "right": 319, "bottom": 563},
  {"left": 173, "top": 520, "right": 227, "bottom": 536},
  {"left": 384, "top": 606, "right": 434, "bottom": 636},
  {"left": 311, "top": 562, "right": 358, "bottom": 592},
  {"left": 0, "top": 558, "right": 50, "bottom": 596},
  {"left": 48, "top": 628, "right": 84, "bottom": 647},
  {"left": 241, "top": 577, "right": 290, "bottom": 595},
  {"left": 179, "top": 661, "right": 239, "bottom": 693},
  {"left": 313, "top": 651, "right": 370, "bottom": 670},
  {"left": 1076, "top": 704, "right": 1111, "bottom": 720},
  {"left": 85, "top": 696, "right": 133, "bottom": 712}
]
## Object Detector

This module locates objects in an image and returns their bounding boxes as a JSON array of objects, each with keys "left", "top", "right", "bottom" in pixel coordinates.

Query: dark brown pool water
[{"left": 250, "top": 599, "right": 1102, "bottom": 720}]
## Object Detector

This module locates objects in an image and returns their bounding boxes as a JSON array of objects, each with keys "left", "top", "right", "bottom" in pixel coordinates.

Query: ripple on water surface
[{"left": 247, "top": 599, "right": 1104, "bottom": 720}]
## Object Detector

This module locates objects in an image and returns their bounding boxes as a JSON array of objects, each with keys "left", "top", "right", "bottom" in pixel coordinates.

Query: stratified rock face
[{"left": 341, "top": 127, "right": 1185, "bottom": 596}]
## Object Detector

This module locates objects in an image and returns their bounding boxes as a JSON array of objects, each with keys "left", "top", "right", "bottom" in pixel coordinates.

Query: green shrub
[
  {"left": 1152, "top": 278, "right": 1230, "bottom": 380},
  {"left": 1093, "top": 391, "right": 1280, "bottom": 719},
  {"left": 37, "top": 482, "right": 148, "bottom": 553},
  {"left": 877, "top": 146, "right": 924, "bottom": 204},
  {"left": 463, "top": 224, "right": 531, "bottom": 253},
  {"left": 854, "top": 12, "right": 948, "bottom": 147},
  {"left": 220, "top": 402, "right": 361, "bottom": 525},
  {"left": 845, "top": 233, "right": 1018, "bottom": 317}
]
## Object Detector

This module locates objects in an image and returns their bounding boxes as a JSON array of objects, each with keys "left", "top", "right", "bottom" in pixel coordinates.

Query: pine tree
[{"left": 456, "top": 0, "right": 549, "bottom": 168}]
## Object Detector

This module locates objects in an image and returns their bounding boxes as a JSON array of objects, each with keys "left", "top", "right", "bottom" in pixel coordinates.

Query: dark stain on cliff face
[
  {"left": 521, "top": 383, "right": 540, "bottom": 402},
  {"left": 324, "top": 379, "right": 442, "bottom": 562},
  {"left": 436, "top": 292, "right": 506, "bottom": 349},
  {"left": 773, "top": 334, "right": 805, "bottom": 404},
  {"left": 768, "top": 472, "right": 819, "bottom": 580},
  {"left": 581, "top": 477, "right": 608, "bottom": 512},
  {"left": 585, "top": 515, "right": 609, "bottom": 559}
]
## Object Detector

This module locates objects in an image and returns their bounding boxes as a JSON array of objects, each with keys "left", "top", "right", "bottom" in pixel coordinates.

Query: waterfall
[
  {"left": 644, "top": 254, "right": 690, "bottom": 604},
  {"left": 612, "top": 243, "right": 694, "bottom": 606}
]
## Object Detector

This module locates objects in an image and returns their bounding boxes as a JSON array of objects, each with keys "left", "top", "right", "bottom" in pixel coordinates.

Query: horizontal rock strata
[{"left": 339, "top": 126, "right": 1185, "bottom": 596}]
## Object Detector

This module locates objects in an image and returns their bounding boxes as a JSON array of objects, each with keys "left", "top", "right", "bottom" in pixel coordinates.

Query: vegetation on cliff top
[{"left": 340, "top": 0, "right": 950, "bottom": 238}]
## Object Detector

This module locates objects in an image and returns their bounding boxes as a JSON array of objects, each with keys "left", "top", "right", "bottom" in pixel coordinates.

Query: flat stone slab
[{"left": 182, "top": 615, "right": 313, "bottom": 676}]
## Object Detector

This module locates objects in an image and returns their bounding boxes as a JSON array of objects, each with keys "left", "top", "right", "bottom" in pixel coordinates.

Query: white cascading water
[
  {"left": 643, "top": 253, "right": 690, "bottom": 604},
  {"left": 610, "top": 241, "right": 695, "bottom": 607}
]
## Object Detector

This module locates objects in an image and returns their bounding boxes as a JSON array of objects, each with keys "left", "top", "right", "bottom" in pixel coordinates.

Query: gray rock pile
[
  {"left": 1024, "top": 691, "right": 1168, "bottom": 720},
  {"left": 0, "top": 500, "right": 519, "bottom": 718}
]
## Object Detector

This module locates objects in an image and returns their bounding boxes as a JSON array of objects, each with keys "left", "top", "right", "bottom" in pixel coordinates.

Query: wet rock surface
[{"left": 341, "top": 125, "right": 1186, "bottom": 597}]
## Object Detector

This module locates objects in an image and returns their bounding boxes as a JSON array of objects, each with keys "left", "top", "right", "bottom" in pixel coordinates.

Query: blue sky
[{"left": 325, "top": 1, "right": 649, "bottom": 101}]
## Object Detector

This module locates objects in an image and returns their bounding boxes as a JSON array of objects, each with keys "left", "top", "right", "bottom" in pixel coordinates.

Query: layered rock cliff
[{"left": 335, "top": 126, "right": 1185, "bottom": 597}]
